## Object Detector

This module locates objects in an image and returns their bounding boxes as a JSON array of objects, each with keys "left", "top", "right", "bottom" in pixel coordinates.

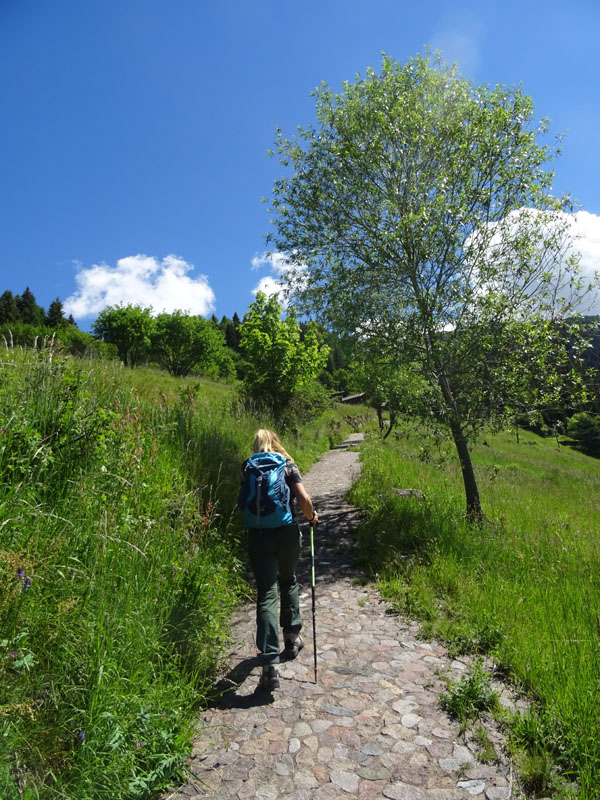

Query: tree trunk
[
  {"left": 435, "top": 367, "right": 483, "bottom": 522},
  {"left": 449, "top": 420, "right": 483, "bottom": 521},
  {"left": 383, "top": 412, "right": 397, "bottom": 440}
]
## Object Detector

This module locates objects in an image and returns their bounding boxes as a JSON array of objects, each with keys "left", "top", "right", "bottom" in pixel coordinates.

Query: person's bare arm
[{"left": 290, "top": 481, "right": 318, "bottom": 524}]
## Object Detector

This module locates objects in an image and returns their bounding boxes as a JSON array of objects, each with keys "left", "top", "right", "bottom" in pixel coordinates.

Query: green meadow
[
  {"left": 351, "top": 422, "right": 600, "bottom": 798},
  {"left": 0, "top": 345, "right": 363, "bottom": 799},
  {"left": 4, "top": 339, "right": 599, "bottom": 799}
]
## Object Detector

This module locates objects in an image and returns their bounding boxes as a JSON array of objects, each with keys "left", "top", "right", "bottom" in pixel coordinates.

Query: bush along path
[{"left": 163, "top": 434, "right": 526, "bottom": 800}]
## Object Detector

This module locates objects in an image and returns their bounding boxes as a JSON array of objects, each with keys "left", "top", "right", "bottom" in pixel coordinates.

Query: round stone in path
[{"left": 160, "top": 433, "right": 523, "bottom": 800}]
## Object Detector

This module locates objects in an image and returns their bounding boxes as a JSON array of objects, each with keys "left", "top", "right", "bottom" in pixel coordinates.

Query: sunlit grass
[
  {"left": 351, "top": 422, "right": 600, "bottom": 797},
  {"left": 0, "top": 347, "right": 363, "bottom": 799}
]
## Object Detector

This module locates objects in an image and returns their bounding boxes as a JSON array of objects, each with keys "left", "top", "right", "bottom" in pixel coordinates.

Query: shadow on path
[{"left": 161, "top": 431, "right": 520, "bottom": 800}]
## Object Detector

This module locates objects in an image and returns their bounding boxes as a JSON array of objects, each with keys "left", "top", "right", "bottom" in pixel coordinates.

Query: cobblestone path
[{"left": 164, "top": 433, "right": 522, "bottom": 800}]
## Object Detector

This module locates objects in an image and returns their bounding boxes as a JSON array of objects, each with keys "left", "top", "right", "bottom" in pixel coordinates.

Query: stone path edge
[{"left": 160, "top": 433, "right": 526, "bottom": 800}]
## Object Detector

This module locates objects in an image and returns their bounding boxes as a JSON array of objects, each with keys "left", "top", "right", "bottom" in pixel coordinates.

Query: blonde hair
[{"left": 252, "top": 429, "right": 292, "bottom": 462}]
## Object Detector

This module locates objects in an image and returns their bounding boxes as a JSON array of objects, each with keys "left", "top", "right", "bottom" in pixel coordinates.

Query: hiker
[{"left": 240, "top": 429, "right": 318, "bottom": 691}]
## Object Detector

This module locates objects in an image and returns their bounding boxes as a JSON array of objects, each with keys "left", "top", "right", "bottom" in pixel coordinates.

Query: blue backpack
[{"left": 238, "top": 452, "right": 293, "bottom": 528}]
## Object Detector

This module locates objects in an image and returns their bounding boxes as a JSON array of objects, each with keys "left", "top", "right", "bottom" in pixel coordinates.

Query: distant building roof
[{"left": 340, "top": 392, "right": 366, "bottom": 404}]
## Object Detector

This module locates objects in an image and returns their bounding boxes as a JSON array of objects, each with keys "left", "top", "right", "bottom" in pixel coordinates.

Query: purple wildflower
[
  {"left": 17, "top": 567, "right": 24, "bottom": 578},
  {"left": 23, "top": 577, "right": 31, "bottom": 590},
  {"left": 9, "top": 652, "right": 17, "bottom": 658},
  {"left": 378, "top": 494, "right": 383, "bottom": 498},
  {"left": 77, "top": 731, "right": 85, "bottom": 741},
  {"left": 208, "top": 593, "right": 213, "bottom": 599}
]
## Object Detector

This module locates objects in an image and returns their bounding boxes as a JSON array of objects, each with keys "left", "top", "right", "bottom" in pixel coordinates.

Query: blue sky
[{"left": 1, "top": 0, "right": 599, "bottom": 327}]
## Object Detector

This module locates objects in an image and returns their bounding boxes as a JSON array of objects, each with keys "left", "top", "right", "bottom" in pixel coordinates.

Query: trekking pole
[{"left": 310, "top": 524, "right": 318, "bottom": 684}]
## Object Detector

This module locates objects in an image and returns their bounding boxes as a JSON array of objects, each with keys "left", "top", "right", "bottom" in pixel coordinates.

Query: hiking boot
[
  {"left": 283, "top": 633, "right": 304, "bottom": 660},
  {"left": 257, "top": 663, "right": 280, "bottom": 692}
]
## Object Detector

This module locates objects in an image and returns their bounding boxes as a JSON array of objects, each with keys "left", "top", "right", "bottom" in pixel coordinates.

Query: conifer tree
[
  {"left": 16, "top": 287, "right": 45, "bottom": 326},
  {"left": 45, "top": 297, "right": 66, "bottom": 328},
  {"left": 0, "top": 290, "right": 20, "bottom": 324}
]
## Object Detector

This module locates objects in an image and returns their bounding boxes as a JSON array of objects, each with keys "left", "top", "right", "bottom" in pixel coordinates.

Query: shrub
[{"left": 566, "top": 412, "right": 600, "bottom": 455}]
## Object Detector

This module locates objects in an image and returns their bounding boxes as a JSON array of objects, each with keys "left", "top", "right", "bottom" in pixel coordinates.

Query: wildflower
[
  {"left": 23, "top": 578, "right": 31, "bottom": 590},
  {"left": 220, "top": 601, "right": 223, "bottom": 607},
  {"left": 378, "top": 494, "right": 383, "bottom": 498},
  {"left": 77, "top": 731, "right": 85, "bottom": 741},
  {"left": 17, "top": 567, "right": 24, "bottom": 578},
  {"left": 208, "top": 593, "right": 213, "bottom": 599},
  {"left": 161, "top": 575, "right": 166, "bottom": 581},
  {"left": 9, "top": 652, "right": 17, "bottom": 658},
  {"left": 172, "top": 567, "right": 178, "bottom": 572}
]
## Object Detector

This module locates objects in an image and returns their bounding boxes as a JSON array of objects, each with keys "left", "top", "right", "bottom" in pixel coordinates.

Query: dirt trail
[{"left": 163, "top": 433, "right": 522, "bottom": 799}]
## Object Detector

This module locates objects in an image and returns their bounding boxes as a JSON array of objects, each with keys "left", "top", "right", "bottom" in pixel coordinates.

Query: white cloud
[
  {"left": 250, "top": 251, "right": 295, "bottom": 306},
  {"left": 251, "top": 252, "right": 291, "bottom": 276},
  {"left": 252, "top": 275, "right": 288, "bottom": 305},
  {"left": 63, "top": 254, "right": 216, "bottom": 318},
  {"left": 473, "top": 208, "right": 600, "bottom": 315},
  {"left": 571, "top": 210, "right": 600, "bottom": 286}
]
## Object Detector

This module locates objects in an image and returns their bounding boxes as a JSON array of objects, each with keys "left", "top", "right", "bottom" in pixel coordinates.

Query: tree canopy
[
  {"left": 152, "top": 311, "right": 233, "bottom": 378},
  {"left": 45, "top": 297, "right": 68, "bottom": 328},
  {"left": 16, "top": 287, "right": 45, "bottom": 326},
  {"left": 92, "top": 305, "right": 155, "bottom": 367},
  {"left": 239, "top": 291, "right": 329, "bottom": 415},
  {"left": 268, "top": 53, "right": 597, "bottom": 517}
]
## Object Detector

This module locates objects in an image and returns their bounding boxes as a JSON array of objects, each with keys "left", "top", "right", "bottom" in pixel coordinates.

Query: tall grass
[
  {"left": 351, "top": 423, "right": 600, "bottom": 798},
  {"left": 0, "top": 346, "right": 359, "bottom": 799}
]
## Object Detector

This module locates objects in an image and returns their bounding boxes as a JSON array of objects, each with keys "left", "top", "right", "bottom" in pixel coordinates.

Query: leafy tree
[
  {"left": 15, "top": 287, "right": 45, "bottom": 326},
  {"left": 0, "top": 290, "right": 20, "bottom": 324},
  {"left": 45, "top": 297, "right": 67, "bottom": 328},
  {"left": 567, "top": 412, "right": 600, "bottom": 455},
  {"left": 92, "top": 304, "right": 155, "bottom": 367},
  {"left": 351, "top": 346, "right": 431, "bottom": 439},
  {"left": 268, "top": 53, "right": 596, "bottom": 518},
  {"left": 239, "top": 291, "right": 330, "bottom": 415},
  {"left": 152, "top": 311, "right": 231, "bottom": 377}
]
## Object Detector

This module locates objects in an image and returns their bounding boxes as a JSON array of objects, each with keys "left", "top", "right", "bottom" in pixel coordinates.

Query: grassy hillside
[
  {"left": 0, "top": 345, "right": 365, "bottom": 799},
  {"left": 351, "top": 422, "right": 600, "bottom": 798}
]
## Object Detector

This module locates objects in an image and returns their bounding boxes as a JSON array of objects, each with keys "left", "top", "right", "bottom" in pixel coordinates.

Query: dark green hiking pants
[{"left": 247, "top": 523, "right": 303, "bottom": 664}]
